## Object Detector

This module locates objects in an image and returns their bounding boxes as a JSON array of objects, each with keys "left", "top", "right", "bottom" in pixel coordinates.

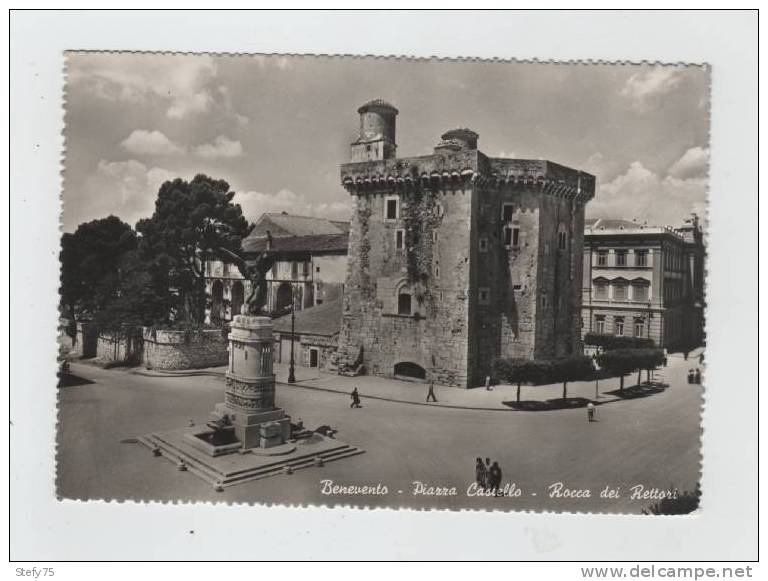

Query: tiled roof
[
  {"left": 242, "top": 232, "right": 349, "bottom": 254},
  {"left": 251, "top": 213, "right": 350, "bottom": 237},
  {"left": 272, "top": 299, "right": 342, "bottom": 337}
]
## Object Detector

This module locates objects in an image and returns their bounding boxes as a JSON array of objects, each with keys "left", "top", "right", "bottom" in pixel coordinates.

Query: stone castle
[{"left": 338, "top": 100, "right": 595, "bottom": 388}]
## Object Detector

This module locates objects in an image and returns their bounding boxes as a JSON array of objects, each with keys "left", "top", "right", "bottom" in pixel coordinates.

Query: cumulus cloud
[
  {"left": 234, "top": 189, "right": 352, "bottom": 223},
  {"left": 620, "top": 67, "right": 686, "bottom": 110},
  {"left": 121, "top": 129, "right": 185, "bottom": 156},
  {"left": 587, "top": 160, "right": 707, "bottom": 227},
  {"left": 69, "top": 54, "right": 218, "bottom": 119},
  {"left": 67, "top": 159, "right": 178, "bottom": 229},
  {"left": 193, "top": 135, "right": 244, "bottom": 159},
  {"left": 667, "top": 146, "right": 709, "bottom": 180}
]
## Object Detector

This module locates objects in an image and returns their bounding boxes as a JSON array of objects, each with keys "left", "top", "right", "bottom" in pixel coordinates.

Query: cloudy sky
[{"left": 63, "top": 53, "right": 710, "bottom": 232}]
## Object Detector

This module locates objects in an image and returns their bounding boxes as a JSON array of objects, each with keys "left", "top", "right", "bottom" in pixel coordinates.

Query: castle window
[
  {"left": 436, "top": 202, "right": 444, "bottom": 217},
  {"left": 395, "top": 229, "right": 405, "bottom": 250},
  {"left": 503, "top": 226, "right": 512, "bottom": 247},
  {"left": 614, "top": 317, "right": 625, "bottom": 336},
  {"left": 398, "top": 292, "right": 412, "bottom": 315},
  {"left": 434, "top": 264, "right": 440, "bottom": 278},
  {"left": 479, "top": 287, "right": 490, "bottom": 305},
  {"left": 597, "top": 251, "right": 608, "bottom": 266},
  {"left": 541, "top": 292, "right": 548, "bottom": 308},
  {"left": 557, "top": 224, "right": 567, "bottom": 250},
  {"left": 291, "top": 262, "right": 299, "bottom": 280},
  {"left": 479, "top": 236, "right": 489, "bottom": 253},
  {"left": 502, "top": 203, "right": 514, "bottom": 222},
  {"left": 634, "top": 318, "right": 645, "bottom": 337},
  {"left": 513, "top": 284, "right": 522, "bottom": 291},
  {"left": 613, "top": 283, "right": 627, "bottom": 301},
  {"left": 433, "top": 230, "right": 439, "bottom": 243},
  {"left": 512, "top": 227, "right": 520, "bottom": 248},
  {"left": 615, "top": 250, "right": 627, "bottom": 267},
  {"left": 385, "top": 196, "right": 399, "bottom": 221},
  {"left": 316, "top": 265, "right": 321, "bottom": 273}
]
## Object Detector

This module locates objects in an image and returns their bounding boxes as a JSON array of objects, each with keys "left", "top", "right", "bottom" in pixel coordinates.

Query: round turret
[
  {"left": 439, "top": 128, "right": 479, "bottom": 151},
  {"left": 357, "top": 99, "right": 398, "bottom": 144}
]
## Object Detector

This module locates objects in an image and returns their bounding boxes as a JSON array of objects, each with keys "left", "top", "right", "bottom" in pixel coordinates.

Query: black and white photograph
[
  {"left": 9, "top": 8, "right": 759, "bottom": 565},
  {"left": 56, "top": 52, "right": 708, "bottom": 513}
]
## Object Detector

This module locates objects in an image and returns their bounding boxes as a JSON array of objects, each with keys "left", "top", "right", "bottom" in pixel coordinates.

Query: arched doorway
[
  {"left": 275, "top": 282, "right": 293, "bottom": 313},
  {"left": 210, "top": 280, "right": 224, "bottom": 325},
  {"left": 231, "top": 281, "right": 244, "bottom": 318},
  {"left": 394, "top": 361, "right": 426, "bottom": 381}
]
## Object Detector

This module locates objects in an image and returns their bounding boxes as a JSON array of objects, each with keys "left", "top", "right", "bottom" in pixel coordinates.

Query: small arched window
[{"left": 557, "top": 224, "right": 568, "bottom": 250}]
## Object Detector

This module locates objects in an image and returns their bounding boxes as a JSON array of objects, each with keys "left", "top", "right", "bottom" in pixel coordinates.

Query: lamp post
[{"left": 287, "top": 286, "right": 296, "bottom": 384}]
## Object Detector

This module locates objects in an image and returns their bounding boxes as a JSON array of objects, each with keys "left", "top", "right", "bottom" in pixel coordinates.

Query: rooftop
[
  {"left": 357, "top": 99, "right": 399, "bottom": 115},
  {"left": 242, "top": 232, "right": 349, "bottom": 254},
  {"left": 272, "top": 299, "right": 342, "bottom": 337},
  {"left": 250, "top": 212, "right": 349, "bottom": 237}
]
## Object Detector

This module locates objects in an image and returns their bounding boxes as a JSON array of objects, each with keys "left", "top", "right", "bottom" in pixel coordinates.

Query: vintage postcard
[{"left": 57, "top": 53, "right": 708, "bottom": 513}]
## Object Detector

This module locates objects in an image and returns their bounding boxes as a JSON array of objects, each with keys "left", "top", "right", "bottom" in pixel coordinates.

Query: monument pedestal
[
  {"left": 142, "top": 313, "right": 364, "bottom": 489},
  {"left": 186, "top": 315, "right": 291, "bottom": 455}
]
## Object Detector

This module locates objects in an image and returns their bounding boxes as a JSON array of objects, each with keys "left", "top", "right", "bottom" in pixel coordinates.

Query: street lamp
[{"left": 287, "top": 286, "right": 296, "bottom": 384}]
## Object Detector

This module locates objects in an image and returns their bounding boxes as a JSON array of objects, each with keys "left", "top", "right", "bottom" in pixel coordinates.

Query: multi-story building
[
  {"left": 338, "top": 99, "right": 595, "bottom": 388},
  {"left": 204, "top": 212, "right": 348, "bottom": 323},
  {"left": 581, "top": 217, "right": 705, "bottom": 351}
]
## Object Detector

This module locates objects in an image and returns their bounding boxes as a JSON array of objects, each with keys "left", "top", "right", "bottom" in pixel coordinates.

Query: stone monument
[
  {"left": 190, "top": 314, "right": 292, "bottom": 454},
  {"left": 140, "top": 233, "right": 362, "bottom": 487}
]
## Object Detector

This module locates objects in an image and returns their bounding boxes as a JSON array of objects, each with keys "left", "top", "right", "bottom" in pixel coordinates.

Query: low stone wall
[
  {"left": 142, "top": 327, "right": 228, "bottom": 370},
  {"left": 75, "top": 321, "right": 99, "bottom": 358},
  {"left": 96, "top": 333, "right": 142, "bottom": 364}
]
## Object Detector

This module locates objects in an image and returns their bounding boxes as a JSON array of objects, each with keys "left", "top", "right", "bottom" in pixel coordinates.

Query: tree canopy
[
  {"left": 136, "top": 174, "right": 251, "bottom": 327},
  {"left": 583, "top": 333, "right": 656, "bottom": 351},
  {"left": 60, "top": 215, "right": 137, "bottom": 318},
  {"left": 598, "top": 348, "right": 665, "bottom": 390}
]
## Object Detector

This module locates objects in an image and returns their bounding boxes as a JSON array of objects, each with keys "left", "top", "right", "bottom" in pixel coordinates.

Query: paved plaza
[{"left": 57, "top": 352, "right": 702, "bottom": 513}]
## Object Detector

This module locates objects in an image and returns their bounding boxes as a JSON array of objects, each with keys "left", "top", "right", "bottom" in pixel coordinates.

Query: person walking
[
  {"left": 694, "top": 368, "right": 702, "bottom": 385},
  {"left": 687, "top": 369, "right": 695, "bottom": 384},
  {"left": 483, "top": 458, "right": 492, "bottom": 490},
  {"left": 587, "top": 402, "right": 596, "bottom": 422},
  {"left": 475, "top": 457, "right": 486, "bottom": 490},
  {"left": 484, "top": 375, "right": 492, "bottom": 391},
  {"left": 426, "top": 381, "right": 437, "bottom": 402},
  {"left": 489, "top": 461, "right": 502, "bottom": 496},
  {"left": 350, "top": 387, "right": 362, "bottom": 409}
]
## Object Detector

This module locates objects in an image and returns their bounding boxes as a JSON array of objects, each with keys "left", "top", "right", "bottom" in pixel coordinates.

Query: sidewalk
[{"left": 127, "top": 350, "right": 697, "bottom": 412}]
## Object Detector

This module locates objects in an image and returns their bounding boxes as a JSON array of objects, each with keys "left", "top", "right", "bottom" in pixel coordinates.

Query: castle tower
[
  {"left": 339, "top": 102, "right": 595, "bottom": 388},
  {"left": 350, "top": 99, "right": 398, "bottom": 162}
]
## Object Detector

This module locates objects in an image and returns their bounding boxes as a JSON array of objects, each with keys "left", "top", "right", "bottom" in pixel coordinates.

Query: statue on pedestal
[{"left": 217, "top": 231, "right": 277, "bottom": 316}]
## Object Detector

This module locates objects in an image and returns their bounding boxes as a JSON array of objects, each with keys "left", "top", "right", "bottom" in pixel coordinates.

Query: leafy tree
[
  {"left": 60, "top": 216, "right": 137, "bottom": 319},
  {"left": 492, "top": 359, "right": 551, "bottom": 402},
  {"left": 584, "top": 333, "right": 655, "bottom": 351},
  {"left": 548, "top": 356, "right": 594, "bottom": 400},
  {"left": 597, "top": 348, "right": 664, "bottom": 391},
  {"left": 136, "top": 175, "right": 251, "bottom": 327}
]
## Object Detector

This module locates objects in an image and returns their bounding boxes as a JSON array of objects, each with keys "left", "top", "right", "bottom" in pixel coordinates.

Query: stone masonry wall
[
  {"left": 339, "top": 181, "right": 473, "bottom": 387},
  {"left": 142, "top": 328, "right": 228, "bottom": 370},
  {"left": 93, "top": 328, "right": 228, "bottom": 369}
]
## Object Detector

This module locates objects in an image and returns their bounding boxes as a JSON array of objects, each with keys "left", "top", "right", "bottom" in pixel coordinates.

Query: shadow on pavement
[
  {"left": 502, "top": 397, "right": 594, "bottom": 411},
  {"left": 605, "top": 382, "right": 669, "bottom": 399},
  {"left": 57, "top": 374, "right": 95, "bottom": 388}
]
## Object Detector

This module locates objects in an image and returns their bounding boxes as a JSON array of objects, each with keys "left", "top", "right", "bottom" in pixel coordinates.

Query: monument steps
[{"left": 139, "top": 433, "right": 364, "bottom": 489}]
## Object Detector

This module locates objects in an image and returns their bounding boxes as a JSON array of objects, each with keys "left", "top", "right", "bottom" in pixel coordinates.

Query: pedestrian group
[{"left": 475, "top": 457, "right": 504, "bottom": 496}]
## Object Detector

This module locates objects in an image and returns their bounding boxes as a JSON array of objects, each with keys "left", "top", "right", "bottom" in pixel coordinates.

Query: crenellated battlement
[{"left": 340, "top": 151, "right": 594, "bottom": 202}]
